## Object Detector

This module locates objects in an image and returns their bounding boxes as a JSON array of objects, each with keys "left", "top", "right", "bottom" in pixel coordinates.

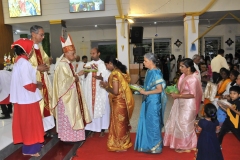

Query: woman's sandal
[
  {"left": 23, "top": 152, "right": 40, "bottom": 157},
  {"left": 115, "top": 150, "right": 127, "bottom": 152},
  {"left": 175, "top": 149, "right": 191, "bottom": 153}
]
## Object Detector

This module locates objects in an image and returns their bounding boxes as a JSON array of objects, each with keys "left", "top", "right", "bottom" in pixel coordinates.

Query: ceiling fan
[{"left": 203, "top": 19, "right": 221, "bottom": 28}]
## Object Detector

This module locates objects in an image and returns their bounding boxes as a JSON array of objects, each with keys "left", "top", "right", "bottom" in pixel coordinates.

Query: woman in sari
[
  {"left": 134, "top": 53, "right": 167, "bottom": 154},
  {"left": 202, "top": 68, "right": 231, "bottom": 122},
  {"left": 163, "top": 58, "right": 202, "bottom": 153},
  {"left": 216, "top": 68, "right": 231, "bottom": 125},
  {"left": 100, "top": 56, "right": 134, "bottom": 152},
  {"left": 221, "top": 70, "right": 239, "bottom": 98}
]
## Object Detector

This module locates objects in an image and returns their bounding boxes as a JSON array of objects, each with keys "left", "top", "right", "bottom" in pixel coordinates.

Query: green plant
[
  {"left": 42, "top": 33, "right": 50, "bottom": 56},
  {"left": 20, "top": 34, "right": 28, "bottom": 38}
]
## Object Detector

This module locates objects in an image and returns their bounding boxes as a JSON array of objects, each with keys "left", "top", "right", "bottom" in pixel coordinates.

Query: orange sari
[
  {"left": 107, "top": 69, "right": 134, "bottom": 151},
  {"left": 202, "top": 78, "right": 231, "bottom": 115}
]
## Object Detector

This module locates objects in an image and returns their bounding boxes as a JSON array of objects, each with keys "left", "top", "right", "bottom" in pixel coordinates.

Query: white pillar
[
  {"left": 184, "top": 16, "right": 199, "bottom": 59},
  {"left": 115, "top": 18, "right": 130, "bottom": 71}
]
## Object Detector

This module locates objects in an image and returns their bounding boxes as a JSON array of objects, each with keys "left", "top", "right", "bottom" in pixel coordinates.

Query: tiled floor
[
  {"left": 0, "top": 115, "right": 13, "bottom": 151},
  {"left": 0, "top": 94, "right": 174, "bottom": 150},
  {"left": 130, "top": 94, "right": 173, "bottom": 132}
]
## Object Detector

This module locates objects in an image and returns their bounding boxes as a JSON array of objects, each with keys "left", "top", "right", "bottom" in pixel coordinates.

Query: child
[
  {"left": 10, "top": 39, "right": 44, "bottom": 157},
  {"left": 196, "top": 103, "right": 223, "bottom": 160},
  {"left": 218, "top": 86, "right": 240, "bottom": 146}
]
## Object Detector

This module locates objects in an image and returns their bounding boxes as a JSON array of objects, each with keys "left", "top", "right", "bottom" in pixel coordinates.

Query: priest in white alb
[{"left": 83, "top": 47, "right": 111, "bottom": 137}]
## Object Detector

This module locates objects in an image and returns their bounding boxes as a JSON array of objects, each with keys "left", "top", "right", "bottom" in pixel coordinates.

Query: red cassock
[
  {"left": 12, "top": 83, "right": 44, "bottom": 145},
  {"left": 0, "top": 95, "right": 10, "bottom": 104}
]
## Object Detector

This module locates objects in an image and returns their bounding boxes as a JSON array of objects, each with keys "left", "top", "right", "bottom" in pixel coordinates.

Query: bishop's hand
[
  {"left": 77, "top": 70, "right": 84, "bottom": 76},
  {"left": 74, "top": 75, "right": 79, "bottom": 82}
]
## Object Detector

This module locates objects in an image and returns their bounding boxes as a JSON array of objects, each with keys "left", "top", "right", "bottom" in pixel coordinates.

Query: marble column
[
  {"left": 184, "top": 16, "right": 199, "bottom": 58},
  {"left": 115, "top": 18, "right": 130, "bottom": 71}
]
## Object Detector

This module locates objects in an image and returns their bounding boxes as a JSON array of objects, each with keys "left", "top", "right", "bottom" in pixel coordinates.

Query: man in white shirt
[
  {"left": 211, "top": 49, "right": 229, "bottom": 83},
  {"left": 76, "top": 56, "right": 88, "bottom": 85},
  {"left": 76, "top": 56, "right": 88, "bottom": 73},
  {"left": 192, "top": 54, "right": 201, "bottom": 81}
]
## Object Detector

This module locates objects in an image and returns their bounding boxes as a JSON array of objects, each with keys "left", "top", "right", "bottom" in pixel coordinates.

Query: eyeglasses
[{"left": 37, "top": 33, "right": 45, "bottom": 37}]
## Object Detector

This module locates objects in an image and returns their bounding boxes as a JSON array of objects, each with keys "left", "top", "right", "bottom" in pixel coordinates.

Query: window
[
  {"left": 91, "top": 41, "right": 117, "bottom": 60},
  {"left": 135, "top": 38, "right": 171, "bottom": 56},
  {"left": 235, "top": 36, "right": 240, "bottom": 53},
  {"left": 154, "top": 38, "right": 171, "bottom": 56},
  {"left": 204, "top": 37, "right": 222, "bottom": 56}
]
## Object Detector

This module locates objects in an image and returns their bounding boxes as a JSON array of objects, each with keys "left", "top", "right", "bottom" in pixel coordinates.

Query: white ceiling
[{"left": 12, "top": 10, "right": 240, "bottom": 34}]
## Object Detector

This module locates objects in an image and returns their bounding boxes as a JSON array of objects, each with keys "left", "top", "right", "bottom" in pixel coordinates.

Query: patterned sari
[
  {"left": 216, "top": 78, "right": 231, "bottom": 125},
  {"left": 134, "top": 69, "right": 167, "bottom": 153},
  {"left": 163, "top": 72, "right": 202, "bottom": 150},
  {"left": 107, "top": 69, "right": 134, "bottom": 151},
  {"left": 202, "top": 78, "right": 231, "bottom": 120}
]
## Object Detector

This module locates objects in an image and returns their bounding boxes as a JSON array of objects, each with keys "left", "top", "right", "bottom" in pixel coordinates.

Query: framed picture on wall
[
  {"left": 8, "top": 0, "right": 42, "bottom": 18},
  {"left": 69, "top": 0, "right": 105, "bottom": 13}
]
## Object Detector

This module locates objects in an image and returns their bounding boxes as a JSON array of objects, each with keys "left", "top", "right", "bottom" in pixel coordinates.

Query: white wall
[
  {"left": 143, "top": 26, "right": 185, "bottom": 59},
  {"left": 68, "top": 25, "right": 185, "bottom": 63},
  {"left": 2, "top": 0, "right": 130, "bottom": 24},
  {"left": 68, "top": 23, "right": 240, "bottom": 63},
  {"left": 12, "top": 23, "right": 240, "bottom": 62},
  {"left": 199, "top": 24, "right": 240, "bottom": 56},
  {"left": 13, "top": 34, "right": 20, "bottom": 41},
  {"left": 68, "top": 29, "right": 117, "bottom": 60},
  {"left": 129, "top": 0, "right": 240, "bottom": 16},
  {"left": 4, "top": 0, "right": 240, "bottom": 24}
]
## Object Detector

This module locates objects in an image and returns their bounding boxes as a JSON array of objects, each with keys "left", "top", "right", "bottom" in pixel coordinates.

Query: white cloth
[
  {"left": 85, "top": 94, "right": 110, "bottom": 132},
  {"left": 194, "top": 63, "right": 201, "bottom": 81},
  {"left": 76, "top": 61, "right": 85, "bottom": 73},
  {"left": 76, "top": 61, "right": 86, "bottom": 86},
  {"left": 42, "top": 115, "right": 55, "bottom": 131},
  {"left": 10, "top": 58, "right": 42, "bottom": 104},
  {"left": 0, "top": 70, "right": 12, "bottom": 101},
  {"left": 48, "top": 64, "right": 55, "bottom": 84},
  {"left": 222, "top": 82, "right": 235, "bottom": 96},
  {"left": 83, "top": 59, "right": 110, "bottom": 132}
]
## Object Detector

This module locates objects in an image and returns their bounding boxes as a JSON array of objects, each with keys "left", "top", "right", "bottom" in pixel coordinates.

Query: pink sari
[{"left": 163, "top": 72, "right": 202, "bottom": 150}]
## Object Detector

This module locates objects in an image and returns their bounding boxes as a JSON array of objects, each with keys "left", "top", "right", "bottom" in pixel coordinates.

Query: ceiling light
[
  {"left": 16, "top": 30, "right": 20, "bottom": 32},
  {"left": 95, "top": 25, "right": 98, "bottom": 27},
  {"left": 154, "top": 22, "right": 157, "bottom": 24},
  {"left": 127, "top": 19, "right": 134, "bottom": 23}
]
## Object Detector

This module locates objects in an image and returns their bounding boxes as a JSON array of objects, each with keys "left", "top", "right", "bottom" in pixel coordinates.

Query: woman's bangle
[
  {"left": 105, "top": 85, "right": 109, "bottom": 89},
  {"left": 179, "top": 94, "right": 182, "bottom": 98}
]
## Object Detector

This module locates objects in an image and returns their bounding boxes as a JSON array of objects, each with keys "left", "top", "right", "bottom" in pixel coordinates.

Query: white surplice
[
  {"left": 48, "top": 64, "right": 55, "bottom": 85},
  {"left": 83, "top": 59, "right": 110, "bottom": 132},
  {"left": 10, "top": 58, "right": 42, "bottom": 104}
]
